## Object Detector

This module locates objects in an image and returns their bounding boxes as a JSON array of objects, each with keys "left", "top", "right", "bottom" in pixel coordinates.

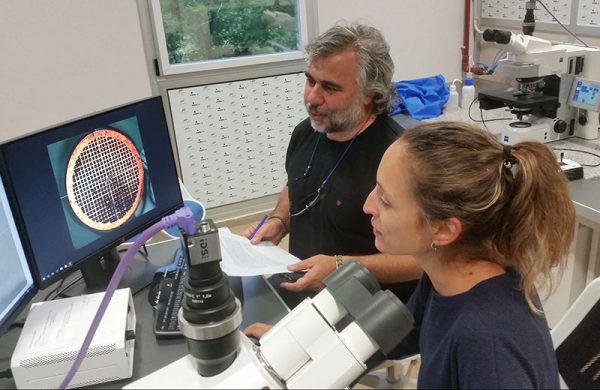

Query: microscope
[
  {"left": 479, "top": 28, "right": 600, "bottom": 145},
  {"left": 160, "top": 218, "right": 415, "bottom": 388}
]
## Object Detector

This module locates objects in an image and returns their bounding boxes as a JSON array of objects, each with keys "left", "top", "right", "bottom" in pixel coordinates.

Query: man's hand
[
  {"left": 243, "top": 322, "right": 273, "bottom": 339},
  {"left": 242, "top": 218, "right": 287, "bottom": 245},
  {"left": 280, "top": 254, "right": 336, "bottom": 292}
]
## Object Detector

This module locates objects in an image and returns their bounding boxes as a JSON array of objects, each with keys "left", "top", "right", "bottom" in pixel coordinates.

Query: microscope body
[
  {"left": 479, "top": 29, "right": 600, "bottom": 144},
  {"left": 165, "top": 219, "right": 415, "bottom": 388}
]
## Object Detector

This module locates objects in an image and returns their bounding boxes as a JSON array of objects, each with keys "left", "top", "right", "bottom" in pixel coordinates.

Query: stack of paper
[{"left": 218, "top": 228, "right": 298, "bottom": 276}]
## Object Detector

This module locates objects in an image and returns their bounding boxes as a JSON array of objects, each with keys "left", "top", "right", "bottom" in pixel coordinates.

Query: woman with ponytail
[{"left": 364, "top": 121, "right": 574, "bottom": 388}]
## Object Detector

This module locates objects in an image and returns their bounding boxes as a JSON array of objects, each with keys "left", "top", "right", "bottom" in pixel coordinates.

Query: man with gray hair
[{"left": 243, "top": 22, "right": 421, "bottom": 305}]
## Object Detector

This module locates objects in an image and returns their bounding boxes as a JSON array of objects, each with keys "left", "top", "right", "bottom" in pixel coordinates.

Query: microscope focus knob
[
  {"left": 553, "top": 120, "right": 567, "bottom": 134},
  {"left": 578, "top": 113, "right": 588, "bottom": 126}
]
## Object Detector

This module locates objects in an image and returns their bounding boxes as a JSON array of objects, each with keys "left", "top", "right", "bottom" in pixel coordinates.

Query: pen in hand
[{"left": 248, "top": 214, "right": 268, "bottom": 240}]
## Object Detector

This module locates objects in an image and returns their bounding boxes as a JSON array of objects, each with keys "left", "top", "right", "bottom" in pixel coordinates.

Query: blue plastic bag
[{"left": 390, "top": 74, "right": 449, "bottom": 120}]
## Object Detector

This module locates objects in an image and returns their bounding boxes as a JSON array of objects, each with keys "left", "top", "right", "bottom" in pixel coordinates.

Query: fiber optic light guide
[{"left": 65, "top": 129, "right": 145, "bottom": 231}]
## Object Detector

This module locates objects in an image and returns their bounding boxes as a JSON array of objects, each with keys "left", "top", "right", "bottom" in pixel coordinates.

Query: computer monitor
[
  {"left": 0, "top": 96, "right": 183, "bottom": 290},
  {"left": 568, "top": 77, "right": 600, "bottom": 111},
  {"left": 0, "top": 172, "right": 36, "bottom": 334}
]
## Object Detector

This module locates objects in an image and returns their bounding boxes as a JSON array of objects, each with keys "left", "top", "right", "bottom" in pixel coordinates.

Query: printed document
[{"left": 218, "top": 228, "right": 298, "bottom": 276}]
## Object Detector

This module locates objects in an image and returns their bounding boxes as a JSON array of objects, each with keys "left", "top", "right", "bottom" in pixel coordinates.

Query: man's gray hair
[{"left": 305, "top": 23, "right": 395, "bottom": 115}]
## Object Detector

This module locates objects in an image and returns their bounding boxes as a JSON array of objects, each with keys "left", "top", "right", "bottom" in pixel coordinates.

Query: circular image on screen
[{"left": 65, "top": 129, "right": 145, "bottom": 230}]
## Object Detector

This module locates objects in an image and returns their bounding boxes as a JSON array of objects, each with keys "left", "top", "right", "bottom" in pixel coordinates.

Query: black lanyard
[{"left": 298, "top": 132, "right": 358, "bottom": 192}]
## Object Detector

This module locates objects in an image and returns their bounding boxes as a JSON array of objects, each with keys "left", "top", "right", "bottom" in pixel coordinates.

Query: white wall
[
  {"left": 0, "top": 0, "right": 153, "bottom": 142},
  {"left": 0, "top": 0, "right": 465, "bottom": 143},
  {"left": 317, "top": 0, "right": 465, "bottom": 82}
]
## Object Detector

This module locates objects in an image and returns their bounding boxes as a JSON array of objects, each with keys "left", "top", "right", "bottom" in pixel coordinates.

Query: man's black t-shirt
[
  {"left": 286, "top": 115, "right": 401, "bottom": 258},
  {"left": 284, "top": 115, "right": 417, "bottom": 302}
]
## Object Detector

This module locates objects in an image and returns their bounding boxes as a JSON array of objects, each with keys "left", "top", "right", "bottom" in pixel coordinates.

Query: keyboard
[{"left": 148, "top": 248, "right": 187, "bottom": 338}]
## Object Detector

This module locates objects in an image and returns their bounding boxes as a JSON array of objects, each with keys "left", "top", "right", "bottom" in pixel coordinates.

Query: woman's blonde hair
[{"left": 400, "top": 121, "right": 575, "bottom": 312}]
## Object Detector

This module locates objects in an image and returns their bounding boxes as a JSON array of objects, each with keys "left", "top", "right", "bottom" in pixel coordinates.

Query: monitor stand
[{"left": 80, "top": 247, "right": 163, "bottom": 295}]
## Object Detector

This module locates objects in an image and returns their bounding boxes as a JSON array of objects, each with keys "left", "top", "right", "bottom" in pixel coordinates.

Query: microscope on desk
[
  {"left": 478, "top": 28, "right": 600, "bottom": 145},
  {"left": 175, "top": 219, "right": 414, "bottom": 388}
]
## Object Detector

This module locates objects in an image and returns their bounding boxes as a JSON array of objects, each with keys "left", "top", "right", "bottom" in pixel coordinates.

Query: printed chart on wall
[
  {"left": 168, "top": 72, "right": 306, "bottom": 209},
  {"left": 480, "top": 0, "right": 600, "bottom": 28},
  {"left": 480, "top": 0, "right": 571, "bottom": 23}
]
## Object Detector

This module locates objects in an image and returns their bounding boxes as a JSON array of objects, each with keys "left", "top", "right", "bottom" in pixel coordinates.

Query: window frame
[{"left": 148, "top": 0, "right": 313, "bottom": 76}]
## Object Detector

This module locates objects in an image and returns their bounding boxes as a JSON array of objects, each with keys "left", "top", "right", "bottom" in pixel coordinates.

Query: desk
[{"left": 0, "top": 239, "right": 290, "bottom": 389}]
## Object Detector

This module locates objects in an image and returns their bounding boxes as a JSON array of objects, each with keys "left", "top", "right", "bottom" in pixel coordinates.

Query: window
[{"left": 149, "top": 0, "right": 312, "bottom": 75}]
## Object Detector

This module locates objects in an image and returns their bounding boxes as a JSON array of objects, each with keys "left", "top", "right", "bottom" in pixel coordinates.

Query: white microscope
[
  {"left": 479, "top": 29, "right": 600, "bottom": 145},
  {"left": 126, "top": 219, "right": 414, "bottom": 389}
]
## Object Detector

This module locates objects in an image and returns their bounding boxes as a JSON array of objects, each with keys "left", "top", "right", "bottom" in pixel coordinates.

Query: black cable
[
  {"left": 42, "top": 276, "right": 68, "bottom": 301},
  {"left": 468, "top": 97, "right": 513, "bottom": 124},
  {"left": 0, "top": 322, "right": 24, "bottom": 338},
  {"left": 7, "top": 322, "right": 24, "bottom": 330},
  {"left": 480, "top": 110, "right": 490, "bottom": 132},
  {"left": 118, "top": 246, "right": 150, "bottom": 261},
  {"left": 51, "top": 275, "right": 84, "bottom": 300},
  {"left": 552, "top": 148, "right": 600, "bottom": 167},
  {"left": 0, "top": 368, "right": 12, "bottom": 379}
]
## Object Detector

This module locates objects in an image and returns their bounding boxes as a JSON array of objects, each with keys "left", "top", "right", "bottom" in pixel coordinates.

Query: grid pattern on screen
[{"left": 66, "top": 129, "right": 144, "bottom": 231}]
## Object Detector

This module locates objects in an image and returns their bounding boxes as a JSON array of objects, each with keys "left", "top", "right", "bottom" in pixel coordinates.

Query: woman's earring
[{"left": 430, "top": 242, "right": 438, "bottom": 252}]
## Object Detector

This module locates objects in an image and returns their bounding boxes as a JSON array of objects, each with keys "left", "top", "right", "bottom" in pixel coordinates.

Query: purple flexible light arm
[{"left": 58, "top": 207, "right": 196, "bottom": 389}]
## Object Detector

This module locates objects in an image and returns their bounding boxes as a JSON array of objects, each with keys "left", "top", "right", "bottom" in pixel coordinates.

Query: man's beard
[{"left": 306, "top": 98, "right": 365, "bottom": 134}]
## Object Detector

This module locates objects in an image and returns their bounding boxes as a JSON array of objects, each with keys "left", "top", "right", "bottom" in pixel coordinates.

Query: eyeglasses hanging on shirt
[{"left": 290, "top": 133, "right": 357, "bottom": 217}]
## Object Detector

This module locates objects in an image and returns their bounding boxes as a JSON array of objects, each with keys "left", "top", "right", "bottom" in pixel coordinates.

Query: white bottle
[
  {"left": 444, "top": 80, "right": 460, "bottom": 120},
  {"left": 461, "top": 75, "right": 477, "bottom": 121}
]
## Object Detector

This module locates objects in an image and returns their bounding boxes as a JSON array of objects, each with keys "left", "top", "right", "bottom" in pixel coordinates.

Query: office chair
[{"left": 551, "top": 277, "right": 600, "bottom": 389}]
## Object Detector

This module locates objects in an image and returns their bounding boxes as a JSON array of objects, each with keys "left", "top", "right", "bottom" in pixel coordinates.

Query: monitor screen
[
  {"left": 568, "top": 77, "right": 600, "bottom": 111},
  {"left": 0, "top": 173, "right": 36, "bottom": 334},
  {"left": 0, "top": 96, "right": 183, "bottom": 289}
]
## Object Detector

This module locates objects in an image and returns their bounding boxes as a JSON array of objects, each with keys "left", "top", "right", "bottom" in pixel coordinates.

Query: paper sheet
[{"left": 218, "top": 227, "right": 298, "bottom": 276}]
